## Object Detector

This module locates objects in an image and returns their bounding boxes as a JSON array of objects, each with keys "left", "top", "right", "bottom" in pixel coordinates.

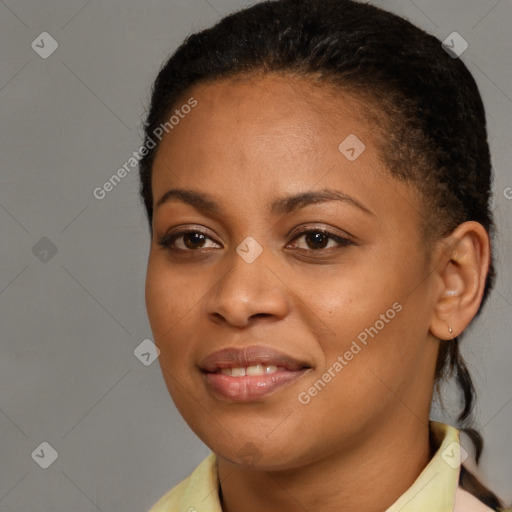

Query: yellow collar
[
  {"left": 150, "top": 421, "right": 476, "bottom": 512},
  {"left": 385, "top": 421, "right": 461, "bottom": 511}
]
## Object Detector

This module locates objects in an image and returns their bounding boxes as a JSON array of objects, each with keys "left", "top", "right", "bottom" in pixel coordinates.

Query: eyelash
[{"left": 157, "top": 226, "right": 354, "bottom": 254}]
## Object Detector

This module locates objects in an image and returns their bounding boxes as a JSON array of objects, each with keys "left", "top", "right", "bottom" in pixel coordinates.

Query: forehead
[
  {"left": 179, "top": 74, "right": 370, "bottom": 148},
  {"left": 152, "top": 74, "right": 378, "bottom": 186},
  {"left": 151, "top": 74, "right": 423, "bottom": 239}
]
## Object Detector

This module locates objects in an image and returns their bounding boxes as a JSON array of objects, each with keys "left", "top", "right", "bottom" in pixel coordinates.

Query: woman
[{"left": 139, "top": 0, "right": 509, "bottom": 510}]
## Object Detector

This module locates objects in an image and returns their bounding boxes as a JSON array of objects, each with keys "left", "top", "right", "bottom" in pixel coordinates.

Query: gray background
[{"left": 0, "top": 0, "right": 511, "bottom": 510}]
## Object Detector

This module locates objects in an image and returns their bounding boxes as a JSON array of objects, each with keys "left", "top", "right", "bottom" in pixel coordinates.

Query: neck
[{"left": 217, "top": 416, "right": 432, "bottom": 512}]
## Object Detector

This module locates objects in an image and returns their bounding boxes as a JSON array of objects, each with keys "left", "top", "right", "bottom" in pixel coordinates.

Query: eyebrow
[{"left": 155, "top": 188, "right": 374, "bottom": 216}]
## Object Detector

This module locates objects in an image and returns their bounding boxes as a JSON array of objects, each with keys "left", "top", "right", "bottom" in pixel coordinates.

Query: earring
[{"left": 448, "top": 325, "right": 453, "bottom": 335}]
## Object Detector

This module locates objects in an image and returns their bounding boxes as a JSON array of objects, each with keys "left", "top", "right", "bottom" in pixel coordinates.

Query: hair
[{"left": 139, "top": 0, "right": 504, "bottom": 508}]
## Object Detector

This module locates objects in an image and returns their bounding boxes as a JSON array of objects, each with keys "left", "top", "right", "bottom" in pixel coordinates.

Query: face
[{"left": 145, "top": 74, "right": 440, "bottom": 470}]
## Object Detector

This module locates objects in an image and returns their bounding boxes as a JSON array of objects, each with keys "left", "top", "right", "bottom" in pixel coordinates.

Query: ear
[{"left": 429, "top": 221, "right": 491, "bottom": 341}]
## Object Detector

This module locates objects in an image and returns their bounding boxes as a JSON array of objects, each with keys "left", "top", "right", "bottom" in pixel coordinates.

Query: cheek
[
  {"left": 145, "top": 258, "right": 198, "bottom": 398},
  {"left": 144, "top": 253, "right": 214, "bottom": 378},
  {"left": 289, "top": 260, "right": 400, "bottom": 341},
  {"left": 297, "top": 311, "right": 423, "bottom": 434},
  {"left": 328, "top": 299, "right": 431, "bottom": 407},
  {"left": 144, "top": 259, "right": 173, "bottom": 338},
  {"left": 145, "top": 253, "right": 200, "bottom": 337},
  {"left": 297, "top": 248, "right": 429, "bottom": 388}
]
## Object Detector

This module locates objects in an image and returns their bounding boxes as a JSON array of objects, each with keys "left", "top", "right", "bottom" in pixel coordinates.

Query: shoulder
[
  {"left": 148, "top": 478, "right": 189, "bottom": 512},
  {"left": 148, "top": 453, "right": 220, "bottom": 512},
  {"left": 454, "top": 487, "right": 496, "bottom": 512}
]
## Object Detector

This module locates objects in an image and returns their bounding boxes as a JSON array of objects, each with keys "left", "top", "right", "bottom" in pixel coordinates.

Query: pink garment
[{"left": 454, "top": 487, "right": 494, "bottom": 511}]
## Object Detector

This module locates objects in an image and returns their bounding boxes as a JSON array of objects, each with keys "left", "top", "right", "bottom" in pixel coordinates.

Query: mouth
[
  {"left": 214, "top": 364, "right": 285, "bottom": 377},
  {"left": 199, "top": 346, "right": 311, "bottom": 402}
]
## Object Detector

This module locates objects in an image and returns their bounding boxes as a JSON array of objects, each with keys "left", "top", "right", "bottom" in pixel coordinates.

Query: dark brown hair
[{"left": 139, "top": 0, "right": 504, "bottom": 507}]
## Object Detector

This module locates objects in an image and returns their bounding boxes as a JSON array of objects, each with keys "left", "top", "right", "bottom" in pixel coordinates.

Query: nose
[{"left": 204, "top": 246, "right": 291, "bottom": 328}]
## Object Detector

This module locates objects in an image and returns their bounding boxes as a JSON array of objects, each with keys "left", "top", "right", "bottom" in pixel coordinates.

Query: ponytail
[{"left": 436, "top": 337, "right": 506, "bottom": 510}]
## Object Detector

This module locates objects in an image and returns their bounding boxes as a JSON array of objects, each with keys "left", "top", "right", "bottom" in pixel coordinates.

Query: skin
[{"left": 145, "top": 74, "right": 490, "bottom": 512}]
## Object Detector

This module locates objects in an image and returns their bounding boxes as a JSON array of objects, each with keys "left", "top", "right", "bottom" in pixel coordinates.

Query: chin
[{"left": 199, "top": 428, "right": 317, "bottom": 472}]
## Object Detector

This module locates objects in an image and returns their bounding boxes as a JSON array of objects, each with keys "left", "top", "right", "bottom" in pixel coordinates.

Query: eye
[
  {"left": 157, "top": 226, "right": 353, "bottom": 253},
  {"left": 287, "top": 228, "right": 353, "bottom": 252},
  {"left": 158, "top": 229, "right": 222, "bottom": 251}
]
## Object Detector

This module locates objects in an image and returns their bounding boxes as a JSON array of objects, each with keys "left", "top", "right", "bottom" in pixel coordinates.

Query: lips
[
  {"left": 200, "top": 346, "right": 308, "bottom": 372},
  {"left": 199, "top": 346, "right": 310, "bottom": 402}
]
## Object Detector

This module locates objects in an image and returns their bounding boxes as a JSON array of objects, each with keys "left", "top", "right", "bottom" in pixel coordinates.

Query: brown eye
[
  {"left": 304, "top": 232, "right": 330, "bottom": 250},
  {"left": 182, "top": 232, "right": 207, "bottom": 249},
  {"left": 158, "top": 230, "right": 221, "bottom": 251},
  {"left": 288, "top": 229, "right": 352, "bottom": 252}
]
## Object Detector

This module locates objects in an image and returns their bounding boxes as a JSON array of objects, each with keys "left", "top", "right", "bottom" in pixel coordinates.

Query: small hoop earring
[{"left": 448, "top": 324, "right": 453, "bottom": 334}]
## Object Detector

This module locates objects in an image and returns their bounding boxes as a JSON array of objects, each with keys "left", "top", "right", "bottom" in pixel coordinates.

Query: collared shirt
[{"left": 148, "top": 421, "right": 494, "bottom": 512}]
